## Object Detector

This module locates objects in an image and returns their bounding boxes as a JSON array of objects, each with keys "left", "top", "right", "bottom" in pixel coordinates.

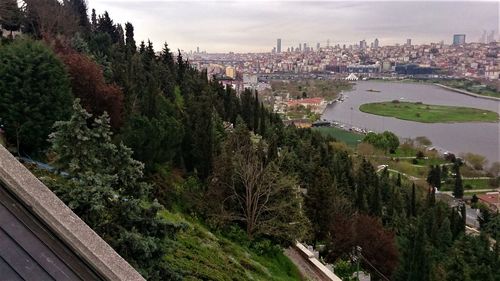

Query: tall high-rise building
[
  {"left": 316, "top": 42, "right": 320, "bottom": 50},
  {"left": 374, "top": 38, "right": 379, "bottom": 48},
  {"left": 276, "top": 38, "right": 282, "bottom": 53},
  {"left": 406, "top": 38, "right": 412, "bottom": 46},
  {"left": 196, "top": 46, "right": 199, "bottom": 53},
  {"left": 303, "top": 43, "right": 307, "bottom": 52},
  {"left": 327, "top": 39, "right": 330, "bottom": 48},
  {"left": 453, "top": 34, "right": 466, "bottom": 45}
]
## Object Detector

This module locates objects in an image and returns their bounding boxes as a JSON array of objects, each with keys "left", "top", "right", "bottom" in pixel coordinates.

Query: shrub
[{"left": 416, "top": 151, "right": 425, "bottom": 159}]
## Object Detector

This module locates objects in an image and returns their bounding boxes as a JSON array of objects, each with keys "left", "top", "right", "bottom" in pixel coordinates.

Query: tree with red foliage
[
  {"left": 60, "top": 52, "right": 123, "bottom": 128},
  {"left": 325, "top": 214, "right": 399, "bottom": 279}
]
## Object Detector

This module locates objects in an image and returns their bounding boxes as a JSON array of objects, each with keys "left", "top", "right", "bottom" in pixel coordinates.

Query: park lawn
[
  {"left": 359, "top": 101, "right": 499, "bottom": 123},
  {"left": 441, "top": 178, "right": 493, "bottom": 191},
  {"left": 313, "top": 127, "right": 364, "bottom": 147}
]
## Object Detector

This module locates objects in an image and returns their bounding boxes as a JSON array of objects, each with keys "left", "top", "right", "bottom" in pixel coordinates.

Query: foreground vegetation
[{"left": 359, "top": 101, "right": 499, "bottom": 123}]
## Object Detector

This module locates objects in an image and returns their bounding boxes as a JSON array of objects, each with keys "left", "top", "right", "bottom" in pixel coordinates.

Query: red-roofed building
[
  {"left": 478, "top": 192, "right": 500, "bottom": 211},
  {"left": 286, "top": 98, "right": 326, "bottom": 113}
]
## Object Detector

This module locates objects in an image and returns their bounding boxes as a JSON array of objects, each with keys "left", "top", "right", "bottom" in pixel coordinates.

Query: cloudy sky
[{"left": 86, "top": 0, "right": 499, "bottom": 53}]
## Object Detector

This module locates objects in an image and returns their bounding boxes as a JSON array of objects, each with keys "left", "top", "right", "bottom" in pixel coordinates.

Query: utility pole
[{"left": 351, "top": 245, "right": 362, "bottom": 280}]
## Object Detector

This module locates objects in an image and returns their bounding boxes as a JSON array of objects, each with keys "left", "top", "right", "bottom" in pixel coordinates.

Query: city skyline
[{"left": 87, "top": 0, "right": 499, "bottom": 53}]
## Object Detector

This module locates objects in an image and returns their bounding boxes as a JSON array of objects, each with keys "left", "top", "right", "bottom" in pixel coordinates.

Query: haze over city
[{"left": 87, "top": 0, "right": 500, "bottom": 53}]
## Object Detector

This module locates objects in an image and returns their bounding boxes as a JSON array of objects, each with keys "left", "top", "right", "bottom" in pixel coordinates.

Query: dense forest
[{"left": 0, "top": 1, "right": 499, "bottom": 280}]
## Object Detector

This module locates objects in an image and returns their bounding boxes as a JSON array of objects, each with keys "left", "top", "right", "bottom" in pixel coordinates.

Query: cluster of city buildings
[{"left": 187, "top": 34, "right": 499, "bottom": 91}]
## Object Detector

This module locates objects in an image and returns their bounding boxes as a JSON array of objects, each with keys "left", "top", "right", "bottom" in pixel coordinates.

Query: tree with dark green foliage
[
  {"left": 49, "top": 100, "right": 182, "bottom": 280},
  {"left": 0, "top": 0, "right": 22, "bottom": 37},
  {"left": 91, "top": 8, "right": 97, "bottom": 31},
  {"left": 305, "top": 167, "right": 337, "bottom": 243},
  {"left": 453, "top": 163, "right": 463, "bottom": 198},
  {"left": 125, "top": 22, "right": 136, "bottom": 54},
  {"left": 67, "top": 0, "right": 91, "bottom": 33},
  {"left": 0, "top": 39, "right": 73, "bottom": 153},
  {"left": 426, "top": 165, "right": 441, "bottom": 190},
  {"left": 355, "top": 158, "right": 378, "bottom": 213}
]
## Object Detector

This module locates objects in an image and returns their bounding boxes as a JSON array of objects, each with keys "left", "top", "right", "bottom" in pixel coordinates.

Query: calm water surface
[{"left": 322, "top": 81, "right": 500, "bottom": 163}]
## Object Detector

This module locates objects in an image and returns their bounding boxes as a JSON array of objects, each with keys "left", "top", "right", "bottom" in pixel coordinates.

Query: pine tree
[
  {"left": 0, "top": 39, "right": 73, "bottom": 153},
  {"left": 49, "top": 100, "right": 181, "bottom": 280}
]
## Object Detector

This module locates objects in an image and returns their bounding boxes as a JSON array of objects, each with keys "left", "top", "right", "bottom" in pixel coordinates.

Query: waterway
[{"left": 322, "top": 81, "right": 500, "bottom": 164}]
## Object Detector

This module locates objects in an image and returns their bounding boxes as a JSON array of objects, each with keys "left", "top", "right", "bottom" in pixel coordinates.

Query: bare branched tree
[
  {"left": 22, "top": 0, "right": 79, "bottom": 38},
  {"left": 207, "top": 127, "right": 309, "bottom": 242}
]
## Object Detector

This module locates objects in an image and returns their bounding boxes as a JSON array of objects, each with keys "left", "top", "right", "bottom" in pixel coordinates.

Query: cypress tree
[
  {"left": 453, "top": 163, "right": 464, "bottom": 199},
  {"left": 91, "top": 9, "right": 97, "bottom": 31},
  {"left": 253, "top": 91, "right": 259, "bottom": 132},
  {"left": 125, "top": 22, "right": 136, "bottom": 54},
  {"left": 259, "top": 103, "right": 267, "bottom": 136},
  {"left": 0, "top": 0, "right": 22, "bottom": 37},
  {"left": 410, "top": 182, "right": 416, "bottom": 217},
  {"left": 68, "top": 0, "right": 91, "bottom": 32}
]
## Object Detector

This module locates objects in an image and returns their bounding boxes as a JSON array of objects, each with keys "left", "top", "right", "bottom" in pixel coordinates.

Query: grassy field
[
  {"left": 359, "top": 101, "right": 499, "bottom": 123},
  {"left": 160, "top": 210, "right": 302, "bottom": 281},
  {"left": 441, "top": 178, "right": 495, "bottom": 191},
  {"left": 313, "top": 127, "right": 364, "bottom": 147}
]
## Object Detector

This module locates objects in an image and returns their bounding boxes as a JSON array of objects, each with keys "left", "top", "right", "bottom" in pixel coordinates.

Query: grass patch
[
  {"left": 359, "top": 101, "right": 499, "bottom": 123},
  {"left": 313, "top": 127, "right": 364, "bottom": 147},
  {"left": 160, "top": 210, "right": 302, "bottom": 281},
  {"left": 441, "top": 178, "right": 494, "bottom": 191}
]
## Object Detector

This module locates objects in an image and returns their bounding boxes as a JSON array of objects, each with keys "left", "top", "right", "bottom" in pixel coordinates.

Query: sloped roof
[{"left": 0, "top": 145, "right": 145, "bottom": 281}]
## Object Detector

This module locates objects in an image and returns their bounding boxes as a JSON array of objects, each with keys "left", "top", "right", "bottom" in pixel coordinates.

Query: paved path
[{"left": 285, "top": 247, "right": 328, "bottom": 281}]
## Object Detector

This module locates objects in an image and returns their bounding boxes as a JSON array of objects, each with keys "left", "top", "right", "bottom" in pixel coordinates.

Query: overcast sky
[{"left": 86, "top": 0, "right": 500, "bottom": 53}]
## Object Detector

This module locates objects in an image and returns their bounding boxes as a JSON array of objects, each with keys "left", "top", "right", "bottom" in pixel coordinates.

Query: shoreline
[{"left": 434, "top": 83, "right": 500, "bottom": 101}]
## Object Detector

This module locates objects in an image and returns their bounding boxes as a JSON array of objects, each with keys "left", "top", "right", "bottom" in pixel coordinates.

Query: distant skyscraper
[
  {"left": 303, "top": 43, "right": 307, "bottom": 52},
  {"left": 277, "top": 38, "right": 282, "bottom": 53},
  {"left": 327, "top": 39, "right": 330, "bottom": 48},
  {"left": 316, "top": 42, "right": 320, "bottom": 50},
  {"left": 196, "top": 46, "right": 199, "bottom": 53},
  {"left": 453, "top": 34, "right": 466, "bottom": 45},
  {"left": 406, "top": 38, "right": 412, "bottom": 46},
  {"left": 359, "top": 40, "right": 367, "bottom": 49},
  {"left": 374, "top": 38, "right": 379, "bottom": 48}
]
